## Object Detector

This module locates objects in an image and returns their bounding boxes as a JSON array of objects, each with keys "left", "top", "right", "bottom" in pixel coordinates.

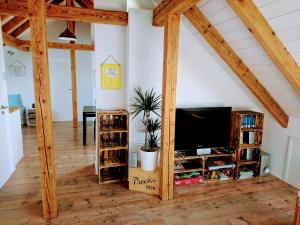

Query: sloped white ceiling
[{"left": 179, "top": 0, "right": 300, "bottom": 117}]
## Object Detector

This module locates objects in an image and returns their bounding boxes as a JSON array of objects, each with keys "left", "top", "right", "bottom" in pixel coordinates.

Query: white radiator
[{"left": 284, "top": 137, "right": 300, "bottom": 189}]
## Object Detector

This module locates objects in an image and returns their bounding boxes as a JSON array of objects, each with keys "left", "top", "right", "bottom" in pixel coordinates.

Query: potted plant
[{"left": 130, "top": 87, "right": 161, "bottom": 171}]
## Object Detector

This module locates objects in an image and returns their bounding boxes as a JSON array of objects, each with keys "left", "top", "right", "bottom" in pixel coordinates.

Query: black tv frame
[{"left": 175, "top": 107, "right": 232, "bottom": 153}]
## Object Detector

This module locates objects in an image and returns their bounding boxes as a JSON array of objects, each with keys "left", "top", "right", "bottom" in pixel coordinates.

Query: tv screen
[{"left": 175, "top": 107, "right": 232, "bottom": 150}]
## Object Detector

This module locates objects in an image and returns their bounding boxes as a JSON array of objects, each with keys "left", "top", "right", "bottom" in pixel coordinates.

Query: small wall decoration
[
  {"left": 9, "top": 60, "right": 26, "bottom": 77},
  {"left": 101, "top": 55, "right": 121, "bottom": 89}
]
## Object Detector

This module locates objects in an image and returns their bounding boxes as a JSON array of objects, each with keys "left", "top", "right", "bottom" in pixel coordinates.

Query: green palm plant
[
  {"left": 130, "top": 87, "right": 161, "bottom": 150},
  {"left": 142, "top": 118, "right": 161, "bottom": 149}
]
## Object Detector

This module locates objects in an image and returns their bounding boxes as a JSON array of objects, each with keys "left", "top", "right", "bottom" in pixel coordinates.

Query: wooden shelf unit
[
  {"left": 230, "top": 111, "right": 264, "bottom": 180},
  {"left": 97, "top": 110, "right": 128, "bottom": 184},
  {"left": 174, "top": 148, "right": 235, "bottom": 183}
]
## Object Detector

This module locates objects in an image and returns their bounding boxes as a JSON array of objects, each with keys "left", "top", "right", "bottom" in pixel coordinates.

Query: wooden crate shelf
[
  {"left": 99, "top": 163, "right": 127, "bottom": 169},
  {"left": 231, "top": 111, "right": 264, "bottom": 180},
  {"left": 173, "top": 148, "right": 235, "bottom": 184},
  {"left": 174, "top": 168, "right": 205, "bottom": 174},
  {"left": 238, "top": 160, "right": 260, "bottom": 166},
  {"left": 99, "top": 146, "right": 128, "bottom": 152},
  {"left": 99, "top": 129, "right": 128, "bottom": 134},
  {"left": 97, "top": 110, "right": 129, "bottom": 184},
  {"left": 241, "top": 128, "right": 263, "bottom": 132}
]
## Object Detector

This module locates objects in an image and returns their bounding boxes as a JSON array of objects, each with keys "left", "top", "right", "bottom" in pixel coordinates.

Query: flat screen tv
[{"left": 175, "top": 107, "right": 232, "bottom": 151}]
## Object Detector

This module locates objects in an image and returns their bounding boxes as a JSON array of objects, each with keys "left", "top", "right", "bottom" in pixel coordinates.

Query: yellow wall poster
[{"left": 101, "top": 63, "right": 121, "bottom": 89}]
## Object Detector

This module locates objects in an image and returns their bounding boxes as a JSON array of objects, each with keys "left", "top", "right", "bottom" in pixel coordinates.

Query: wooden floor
[{"left": 0, "top": 122, "right": 298, "bottom": 225}]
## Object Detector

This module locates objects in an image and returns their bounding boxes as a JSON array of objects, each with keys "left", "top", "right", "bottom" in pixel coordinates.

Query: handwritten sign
[{"left": 129, "top": 167, "right": 159, "bottom": 196}]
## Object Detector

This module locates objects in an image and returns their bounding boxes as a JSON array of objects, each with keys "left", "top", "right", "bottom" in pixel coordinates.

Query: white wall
[
  {"left": 94, "top": 24, "right": 127, "bottom": 110},
  {"left": 4, "top": 21, "right": 94, "bottom": 122},
  {"left": 0, "top": 24, "right": 15, "bottom": 188},
  {"left": 127, "top": 9, "right": 164, "bottom": 152},
  {"left": 263, "top": 116, "right": 300, "bottom": 178},
  {"left": 4, "top": 47, "right": 94, "bottom": 121},
  {"left": 94, "top": 8, "right": 299, "bottom": 181}
]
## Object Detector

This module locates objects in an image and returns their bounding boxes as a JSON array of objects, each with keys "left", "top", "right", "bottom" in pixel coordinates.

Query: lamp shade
[{"left": 58, "top": 28, "right": 77, "bottom": 41}]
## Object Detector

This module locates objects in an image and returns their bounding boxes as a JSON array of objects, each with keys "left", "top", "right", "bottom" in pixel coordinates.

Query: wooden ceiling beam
[
  {"left": 227, "top": 0, "right": 300, "bottom": 96},
  {"left": 153, "top": 0, "right": 200, "bottom": 26},
  {"left": 1, "top": 15, "right": 8, "bottom": 21},
  {"left": 0, "top": 1, "right": 128, "bottom": 25},
  {"left": 46, "top": 4, "right": 128, "bottom": 25},
  {"left": 19, "top": 40, "right": 94, "bottom": 51},
  {"left": 0, "top": 1, "right": 28, "bottom": 17},
  {"left": 48, "top": 42, "right": 94, "bottom": 51},
  {"left": 184, "top": 6, "right": 289, "bottom": 128}
]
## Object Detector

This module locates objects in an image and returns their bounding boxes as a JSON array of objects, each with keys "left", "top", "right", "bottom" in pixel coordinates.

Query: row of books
[
  {"left": 241, "top": 115, "right": 256, "bottom": 128},
  {"left": 177, "top": 159, "right": 236, "bottom": 171},
  {"left": 240, "top": 131, "right": 256, "bottom": 144}
]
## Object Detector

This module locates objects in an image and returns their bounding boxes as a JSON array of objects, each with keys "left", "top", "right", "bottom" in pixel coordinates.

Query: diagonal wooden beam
[
  {"left": 75, "top": 0, "right": 93, "bottom": 8},
  {"left": 2, "top": 32, "right": 29, "bottom": 51},
  {"left": 0, "top": 1, "right": 128, "bottom": 25},
  {"left": 153, "top": 0, "right": 200, "bottom": 26},
  {"left": 10, "top": 20, "right": 29, "bottom": 37},
  {"left": 184, "top": 6, "right": 289, "bottom": 128},
  {"left": 227, "top": 0, "right": 300, "bottom": 96},
  {"left": 7, "top": 0, "right": 64, "bottom": 38},
  {"left": 2, "top": 16, "right": 26, "bottom": 33}
]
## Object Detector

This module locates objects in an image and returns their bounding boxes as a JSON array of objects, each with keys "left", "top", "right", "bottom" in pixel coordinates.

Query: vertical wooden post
[
  {"left": 28, "top": 0, "right": 58, "bottom": 219},
  {"left": 70, "top": 49, "right": 78, "bottom": 128},
  {"left": 295, "top": 192, "right": 300, "bottom": 225},
  {"left": 160, "top": 14, "right": 180, "bottom": 201},
  {"left": 67, "top": 0, "right": 78, "bottom": 128}
]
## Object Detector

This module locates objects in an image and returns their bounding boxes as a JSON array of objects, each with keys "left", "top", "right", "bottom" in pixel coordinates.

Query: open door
[{"left": 0, "top": 24, "right": 14, "bottom": 188}]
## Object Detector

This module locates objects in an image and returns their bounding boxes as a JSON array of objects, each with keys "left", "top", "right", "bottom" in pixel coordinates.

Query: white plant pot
[{"left": 140, "top": 148, "right": 159, "bottom": 171}]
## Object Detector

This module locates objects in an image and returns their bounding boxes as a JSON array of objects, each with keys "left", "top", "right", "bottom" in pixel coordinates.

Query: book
[
  {"left": 239, "top": 169, "right": 254, "bottom": 179},
  {"left": 241, "top": 115, "right": 256, "bottom": 128},
  {"left": 206, "top": 159, "right": 235, "bottom": 170}
]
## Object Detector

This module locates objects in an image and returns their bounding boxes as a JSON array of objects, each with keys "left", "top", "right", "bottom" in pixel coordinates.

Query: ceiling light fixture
[{"left": 58, "top": 28, "right": 77, "bottom": 41}]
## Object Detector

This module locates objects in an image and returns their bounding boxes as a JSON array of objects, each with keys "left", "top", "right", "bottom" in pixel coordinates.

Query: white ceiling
[
  {"left": 94, "top": 0, "right": 157, "bottom": 11},
  {"left": 180, "top": 0, "right": 300, "bottom": 118}
]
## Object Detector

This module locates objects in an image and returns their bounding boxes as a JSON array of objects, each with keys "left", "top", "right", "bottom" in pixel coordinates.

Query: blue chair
[
  {"left": 8, "top": 94, "right": 22, "bottom": 107},
  {"left": 8, "top": 94, "right": 26, "bottom": 124}
]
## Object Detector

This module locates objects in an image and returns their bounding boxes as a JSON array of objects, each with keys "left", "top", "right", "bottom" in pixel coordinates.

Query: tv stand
[{"left": 174, "top": 148, "right": 235, "bottom": 186}]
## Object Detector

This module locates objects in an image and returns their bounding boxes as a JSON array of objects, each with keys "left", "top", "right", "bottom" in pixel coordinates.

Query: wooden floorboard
[{"left": 0, "top": 122, "right": 298, "bottom": 225}]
